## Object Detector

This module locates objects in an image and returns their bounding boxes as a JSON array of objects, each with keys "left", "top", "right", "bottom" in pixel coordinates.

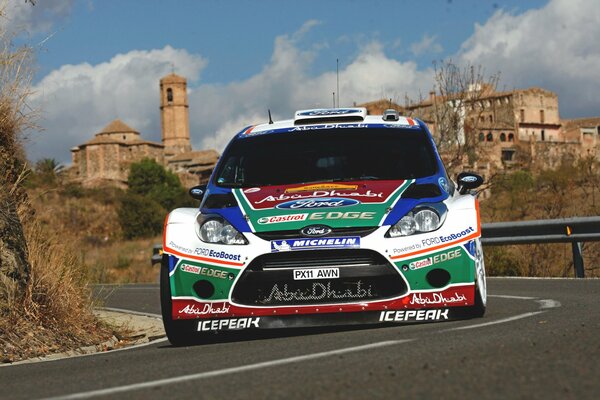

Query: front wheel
[
  {"left": 466, "top": 238, "right": 486, "bottom": 318},
  {"left": 160, "top": 255, "right": 196, "bottom": 346}
]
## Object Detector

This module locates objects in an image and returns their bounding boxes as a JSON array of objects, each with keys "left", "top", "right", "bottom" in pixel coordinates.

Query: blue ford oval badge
[
  {"left": 460, "top": 176, "right": 478, "bottom": 183},
  {"left": 301, "top": 225, "right": 332, "bottom": 237},
  {"left": 298, "top": 109, "right": 360, "bottom": 116},
  {"left": 276, "top": 198, "right": 359, "bottom": 209}
]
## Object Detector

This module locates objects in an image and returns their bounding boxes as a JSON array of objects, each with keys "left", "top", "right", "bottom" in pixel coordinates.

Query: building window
[
  {"left": 508, "top": 133, "right": 514, "bottom": 142},
  {"left": 540, "top": 109, "right": 544, "bottom": 123},
  {"left": 489, "top": 115, "right": 493, "bottom": 123},
  {"left": 500, "top": 132, "right": 506, "bottom": 142},
  {"left": 123, "top": 135, "right": 126, "bottom": 140},
  {"left": 167, "top": 88, "right": 173, "bottom": 103},
  {"left": 502, "top": 149, "right": 515, "bottom": 161},
  {"left": 486, "top": 132, "right": 493, "bottom": 142},
  {"left": 541, "top": 129, "right": 545, "bottom": 141},
  {"left": 479, "top": 132, "right": 485, "bottom": 142},
  {"left": 520, "top": 109, "right": 525, "bottom": 121}
]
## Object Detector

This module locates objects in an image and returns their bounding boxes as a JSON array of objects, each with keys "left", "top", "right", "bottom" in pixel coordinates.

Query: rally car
[{"left": 160, "top": 107, "right": 486, "bottom": 345}]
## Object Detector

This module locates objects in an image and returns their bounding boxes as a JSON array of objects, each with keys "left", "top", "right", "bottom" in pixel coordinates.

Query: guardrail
[
  {"left": 152, "top": 216, "right": 600, "bottom": 278},
  {"left": 481, "top": 216, "right": 600, "bottom": 278}
]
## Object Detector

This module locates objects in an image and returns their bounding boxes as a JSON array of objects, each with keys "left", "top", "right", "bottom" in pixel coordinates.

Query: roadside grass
[
  {"left": 0, "top": 18, "right": 126, "bottom": 363},
  {"left": 27, "top": 183, "right": 162, "bottom": 284},
  {"left": 86, "top": 236, "right": 161, "bottom": 284},
  {"left": 0, "top": 215, "right": 114, "bottom": 363}
]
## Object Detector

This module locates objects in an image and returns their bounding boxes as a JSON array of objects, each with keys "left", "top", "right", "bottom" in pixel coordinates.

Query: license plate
[{"left": 293, "top": 267, "right": 340, "bottom": 280}]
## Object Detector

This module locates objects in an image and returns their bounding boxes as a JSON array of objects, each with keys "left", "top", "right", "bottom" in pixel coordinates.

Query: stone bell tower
[{"left": 160, "top": 73, "right": 192, "bottom": 158}]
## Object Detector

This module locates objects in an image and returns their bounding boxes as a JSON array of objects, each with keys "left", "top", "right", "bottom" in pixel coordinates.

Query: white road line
[
  {"left": 489, "top": 294, "right": 537, "bottom": 300},
  {"left": 445, "top": 294, "right": 562, "bottom": 331},
  {"left": 446, "top": 311, "right": 547, "bottom": 331},
  {"left": 536, "top": 299, "right": 562, "bottom": 309},
  {"left": 42, "top": 340, "right": 414, "bottom": 400},
  {"left": 100, "top": 307, "right": 162, "bottom": 319}
]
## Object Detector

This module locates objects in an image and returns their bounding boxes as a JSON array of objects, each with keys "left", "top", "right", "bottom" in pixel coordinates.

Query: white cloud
[
  {"left": 27, "top": 23, "right": 434, "bottom": 164},
  {"left": 27, "top": 46, "right": 207, "bottom": 163},
  {"left": 193, "top": 36, "right": 433, "bottom": 152},
  {"left": 410, "top": 34, "right": 443, "bottom": 56},
  {"left": 0, "top": 0, "right": 75, "bottom": 35},
  {"left": 458, "top": 0, "right": 600, "bottom": 117}
]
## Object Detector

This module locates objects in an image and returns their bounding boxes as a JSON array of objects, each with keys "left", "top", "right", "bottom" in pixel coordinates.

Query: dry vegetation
[
  {"left": 0, "top": 15, "right": 113, "bottom": 362},
  {"left": 27, "top": 183, "right": 161, "bottom": 284},
  {"left": 0, "top": 218, "right": 113, "bottom": 362},
  {"left": 480, "top": 158, "right": 600, "bottom": 278}
]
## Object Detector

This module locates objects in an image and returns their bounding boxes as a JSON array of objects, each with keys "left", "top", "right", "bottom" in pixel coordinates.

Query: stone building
[
  {"left": 70, "top": 73, "right": 219, "bottom": 187},
  {"left": 361, "top": 86, "right": 600, "bottom": 176}
]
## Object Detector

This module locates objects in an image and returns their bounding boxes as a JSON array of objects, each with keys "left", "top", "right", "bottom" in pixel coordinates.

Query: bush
[
  {"left": 127, "top": 158, "right": 191, "bottom": 210},
  {"left": 118, "top": 192, "right": 165, "bottom": 239},
  {"left": 119, "top": 159, "right": 195, "bottom": 239}
]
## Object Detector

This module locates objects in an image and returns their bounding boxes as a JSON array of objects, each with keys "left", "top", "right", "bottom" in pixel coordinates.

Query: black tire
[
  {"left": 465, "top": 285, "right": 486, "bottom": 318},
  {"left": 160, "top": 255, "right": 196, "bottom": 346},
  {"left": 465, "top": 238, "right": 486, "bottom": 318}
]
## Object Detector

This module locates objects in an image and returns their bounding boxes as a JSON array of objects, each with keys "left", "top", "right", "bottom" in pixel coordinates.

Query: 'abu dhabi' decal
[{"left": 237, "top": 180, "right": 407, "bottom": 210}]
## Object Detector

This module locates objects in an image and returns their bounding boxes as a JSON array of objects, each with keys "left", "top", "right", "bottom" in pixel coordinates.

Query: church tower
[{"left": 160, "top": 73, "right": 192, "bottom": 158}]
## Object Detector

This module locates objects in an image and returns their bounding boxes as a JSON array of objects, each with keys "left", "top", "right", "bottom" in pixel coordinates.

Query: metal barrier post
[{"left": 571, "top": 242, "right": 585, "bottom": 278}]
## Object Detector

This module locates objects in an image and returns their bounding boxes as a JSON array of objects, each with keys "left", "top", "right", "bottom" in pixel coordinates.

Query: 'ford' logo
[
  {"left": 298, "top": 109, "right": 360, "bottom": 116},
  {"left": 301, "top": 225, "right": 332, "bottom": 237},
  {"left": 460, "top": 176, "right": 478, "bottom": 183},
  {"left": 276, "top": 198, "right": 360, "bottom": 209}
]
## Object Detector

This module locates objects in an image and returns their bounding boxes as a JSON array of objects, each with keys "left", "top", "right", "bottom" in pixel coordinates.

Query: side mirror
[
  {"left": 189, "top": 184, "right": 207, "bottom": 201},
  {"left": 456, "top": 172, "right": 483, "bottom": 194}
]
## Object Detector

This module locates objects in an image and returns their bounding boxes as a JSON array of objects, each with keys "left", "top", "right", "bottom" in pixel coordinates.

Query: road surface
[{"left": 1, "top": 278, "right": 599, "bottom": 400}]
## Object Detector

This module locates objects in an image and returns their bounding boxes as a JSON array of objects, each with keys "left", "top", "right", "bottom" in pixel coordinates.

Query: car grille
[
  {"left": 231, "top": 249, "right": 406, "bottom": 306},
  {"left": 253, "top": 226, "right": 378, "bottom": 241}
]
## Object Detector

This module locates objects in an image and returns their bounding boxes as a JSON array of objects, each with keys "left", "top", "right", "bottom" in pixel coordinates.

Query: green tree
[
  {"left": 118, "top": 192, "right": 165, "bottom": 239},
  {"left": 119, "top": 159, "right": 193, "bottom": 238},
  {"left": 127, "top": 158, "right": 190, "bottom": 210},
  {"left": 32, "top": 158, "right": 64, "bottom": 185}
]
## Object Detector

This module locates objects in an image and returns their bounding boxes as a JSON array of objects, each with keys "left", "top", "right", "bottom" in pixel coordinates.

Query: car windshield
[{"left": 215, "top": 127, "right": 438, "bottom": 187}]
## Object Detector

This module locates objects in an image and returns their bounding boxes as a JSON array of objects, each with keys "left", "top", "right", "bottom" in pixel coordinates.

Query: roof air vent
[
  {"left": 383, "top": 109, "right": 400, "bottom": 121},
  {"left": 294, "top": 108, "right": 367, "bottom": 125}
]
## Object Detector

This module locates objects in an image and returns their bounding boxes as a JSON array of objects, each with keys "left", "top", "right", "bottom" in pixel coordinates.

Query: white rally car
[{"left": 160, "top": 108, "right": 486, "bottom": 345}]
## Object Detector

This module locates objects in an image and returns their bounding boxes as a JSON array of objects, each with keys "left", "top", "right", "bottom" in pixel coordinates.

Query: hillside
[{"left": 28, "top": 183, "right": 162, "bottom": 284}]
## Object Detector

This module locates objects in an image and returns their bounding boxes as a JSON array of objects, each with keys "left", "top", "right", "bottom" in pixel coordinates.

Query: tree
[
  {"left": 127, "top": 158, "right": 190, "bottom": 210},
  {"left": 119, "top": 159, "right": 192, "bottom": 239},
  {"left": 118, "top": 193, "right": 165, "bottom": 240},
  {"left": 30, "top": 158, "right": 64, "bottom": 185},
  {"left": 405, "top": 60, "right": 505, "bottom": 175}
]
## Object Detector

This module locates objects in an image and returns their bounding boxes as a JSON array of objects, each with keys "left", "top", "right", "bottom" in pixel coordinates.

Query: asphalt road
[{"left": 1, "top": 278, "right": 599, "bottom": 400}]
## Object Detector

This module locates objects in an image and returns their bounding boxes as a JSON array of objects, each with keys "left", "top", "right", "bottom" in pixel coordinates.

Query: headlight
[
  {"left": 196, "top": 214, "right": 248, "bottom": 245},
  {"left": 386, "top": 203, "right": 447, "bottom": 238}
]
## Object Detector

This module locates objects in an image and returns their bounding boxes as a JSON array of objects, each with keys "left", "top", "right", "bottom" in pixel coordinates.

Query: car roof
[{"left": 235, "top": 107, "right": 424, "bottom": 139}]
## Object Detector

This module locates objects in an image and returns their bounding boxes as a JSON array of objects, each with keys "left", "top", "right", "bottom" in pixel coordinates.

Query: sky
[{"left": 2, "top": 0, "right": 599, "bottom": 165}]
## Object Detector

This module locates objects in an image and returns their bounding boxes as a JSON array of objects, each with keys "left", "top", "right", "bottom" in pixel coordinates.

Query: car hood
[{"left": 228, "top": 180, "right": 422, "bottom": 232}]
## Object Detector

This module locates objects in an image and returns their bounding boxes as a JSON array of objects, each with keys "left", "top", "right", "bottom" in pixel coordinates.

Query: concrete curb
[{"left": 2, "top": 308, "right": 166, "bottom": 366}]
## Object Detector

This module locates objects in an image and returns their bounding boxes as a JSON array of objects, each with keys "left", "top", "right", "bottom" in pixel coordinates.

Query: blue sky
[
  {"left": 34, "top": 0, "right": 545, "bottom": 83},
  {"left": 3, "top": 0, "right": 598, "bottom": 163}
]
